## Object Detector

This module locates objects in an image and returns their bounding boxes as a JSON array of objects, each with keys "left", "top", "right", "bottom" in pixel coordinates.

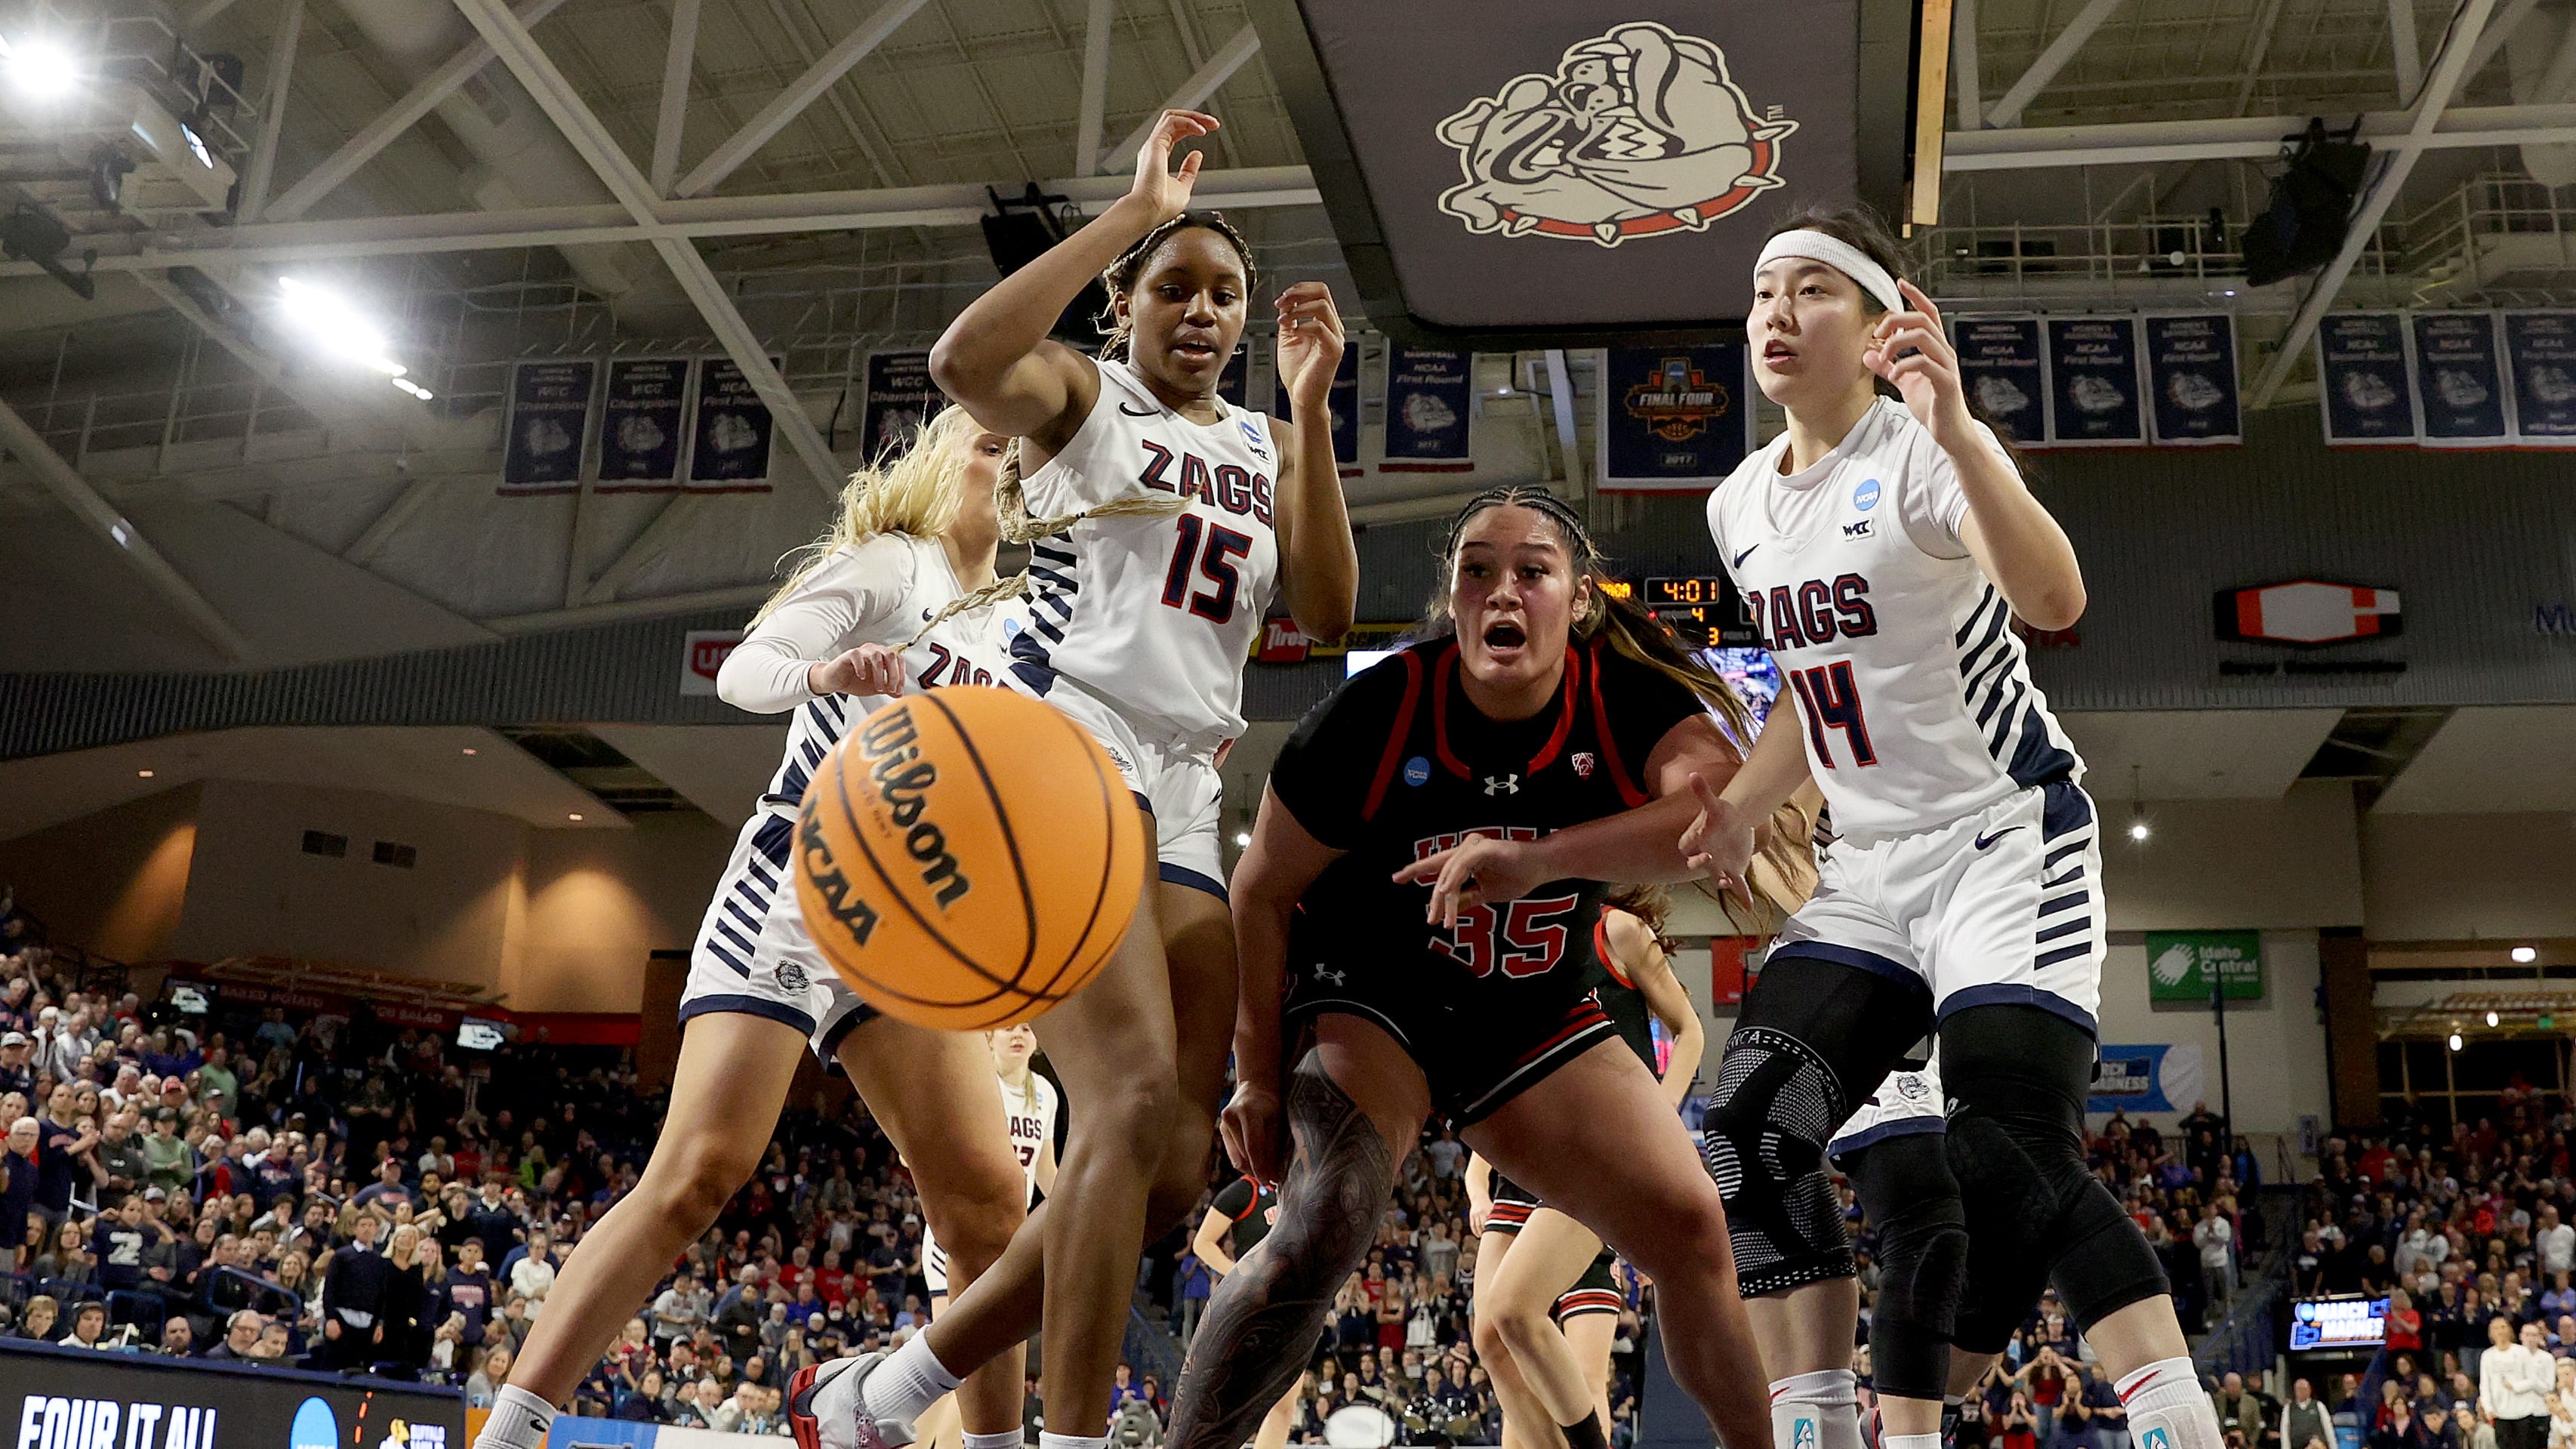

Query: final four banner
[
  {"left": 1382, "top": 345, "right": 1474, "bottom": 470},
  {"left": 501, "top": 358, "right": 595, "bottom": 495},
  {"left": 2505, "top": 311, "right": 2576, "bottom": 444},
  {"left": 2317, "top": 313, "right": 2419, "bottom": 445},
  {"left": 861, "top": 351, "right": 939, "bottom": 460},
  {"left": 596, "top": 358, "right": 689, "bottom": 491},
  {"left": 1949, "top": 316, "right": 2047, "bottom": 444},
  {"left": 686, "top": 359, "right": 781, "bottom": 491},
  {"left": 2412, "top": 312, "right": 2510, "bottom": 446},
  {"left": 1597, "top": 344, "right": 1755, "bottom": 492},
  {"left": 2143, "top": 314, "right": 2241, "bottom": 445},
  {"left": 2044, "top": 316, "right": 2146, "bottom": 447}
]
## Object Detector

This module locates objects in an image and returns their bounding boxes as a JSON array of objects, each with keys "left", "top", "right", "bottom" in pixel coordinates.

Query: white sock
[
  {"left": 1888, "top": 1434, "right": 1941, "bottom": 1449},
  {"left": 476, "top": 1386, "right": 556, "bottom": 1449},
  {"left": 963, "top": 1432, "right": 1023, "bottom": 1449},
  {"left": 1038, "top": 1435, "right": 1106, "bottom": 1449},
  {"left": 1771, "top": 1369, "right": 1863, "bottom": 1449},
  {"left": 2117, "top": 1357, "right": 2225, "bottom": 1449},
  {"left": 861, "top": 1335, "right": 966, "bottom": 1426}
]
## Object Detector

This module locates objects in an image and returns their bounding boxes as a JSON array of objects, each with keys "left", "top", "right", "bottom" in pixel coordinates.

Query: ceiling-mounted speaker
[
  {"left": 2242, "top": 119, "right": 2370, "bottom": 288},
  {"left": 981, "top": 184, "right": 1111, "bottom": 349}
]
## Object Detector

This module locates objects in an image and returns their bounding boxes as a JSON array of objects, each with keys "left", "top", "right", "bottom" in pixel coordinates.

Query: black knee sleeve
[
  {"left": 1702, "top": 955, "right": 1934, "bottom": 1299},
  {"left": 1847, "top": 1132, "right": 1967, "bottom": 1401},
  {"left": 1941, "top": 1006, "right": 2168, "bottom": 1345}
]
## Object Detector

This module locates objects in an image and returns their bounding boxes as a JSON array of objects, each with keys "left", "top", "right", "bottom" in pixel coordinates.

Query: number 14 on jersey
[{"left": 1790, "top": 661, "right": 1878, "bottom": 769}]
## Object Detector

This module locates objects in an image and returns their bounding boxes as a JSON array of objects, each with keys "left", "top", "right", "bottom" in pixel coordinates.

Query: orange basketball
[{"left": 794, "top": 686, "right": 1146, "bottom": 1030}]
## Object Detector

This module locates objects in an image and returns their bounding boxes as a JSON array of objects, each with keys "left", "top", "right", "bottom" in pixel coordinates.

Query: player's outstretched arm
[
  {"left": 1270, "top": 282, "right": 1357, "bottom": 643},
  {"left": 929, "top": 109, "right": 1220, "bottom": 440}
]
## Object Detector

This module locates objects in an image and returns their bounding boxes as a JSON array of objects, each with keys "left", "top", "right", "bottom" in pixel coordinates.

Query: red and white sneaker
[{"left": 788, "top": 1353, "right": 918, "bottom": 1449}]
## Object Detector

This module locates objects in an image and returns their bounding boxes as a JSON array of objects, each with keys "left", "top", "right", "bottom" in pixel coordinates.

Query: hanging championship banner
[
  {"left": 2505, "top": 312, "right": 2576, "bottom": 445},
  {"left": 2143, "top": 314, "right": 2242, "bottom": 446},
  {"left": 2411, "top": 312, "right": 2510, "bottom": 447},
  {"left": 596, "top": 358, "right": 689, "bottom": 491},
  {"left": 1325, "top": 340, "right": 1362, "bottom": 470},
  {"left": 1597, "top": 345, "right": 1755, "bottom": 492},
  {"left": 501, "top": 358, "right": 595, "bottom": 495},
  {"left": 861, "top": 351, "right": 939, "bottom": 461},
  {"left": 2044, "top": 316, "right": 2146, "bottom": 447},
  {"left": 1381, "top": 345, "right": 1474, "bottom": 470},
  {"left": 1949, "top": 316, "right": 2048, "bottom": 445},
  {"left": 2316, "top": 313, "right": 2419, "bottom": 445},
  {"left": 1218, "top": 347, "right": 1252, "bottom": 408},
  {"left": 687, "top": 358, "right": 781, "bottom": 491}
]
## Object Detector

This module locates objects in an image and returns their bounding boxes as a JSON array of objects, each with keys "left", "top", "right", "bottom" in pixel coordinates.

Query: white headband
[{"left": 1757, "top": 230, "right": 1906, "bottom": 313}]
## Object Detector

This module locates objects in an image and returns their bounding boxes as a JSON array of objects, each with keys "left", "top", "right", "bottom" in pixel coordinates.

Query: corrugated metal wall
[{"left": 6, "top": 406, "right": 2572, "bottom": 758}]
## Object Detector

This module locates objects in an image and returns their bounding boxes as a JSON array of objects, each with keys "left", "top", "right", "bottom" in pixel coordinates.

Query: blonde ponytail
[
  {"left": 753, "top": 406, "right": 978, "bottom": 627},
  {"left": 906, "top": 434, "right": 1185, "bottom": 646}
]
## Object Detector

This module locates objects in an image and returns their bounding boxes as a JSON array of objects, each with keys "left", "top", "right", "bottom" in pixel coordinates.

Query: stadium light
[
  {"left": 0, "top": 32, "right": 81, "bottom": 103},
  {"left": 2512, "top": 946, "right": 2537, "bottom": 963},
  {"left": 2448, "top": 1031, "right": 2463, "bottom": 1052},
  {"left": 2486, "top": 1010, "right": 2501, "bottom": 1028},
  {"left": 276, "top": 275, "right": 414, "bottom": 384}
]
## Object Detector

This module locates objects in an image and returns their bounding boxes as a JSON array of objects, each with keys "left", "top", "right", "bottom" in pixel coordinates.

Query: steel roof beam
[
  {"left": 1987, "top": 0, "right": 2129, "bottom": 128},
  {"left": 454, "top": 0, "right": 851, "bottom": 501},
  {"left": 0, "top": 168, "right": 1323, "bottom": 277},
  {"left": 673, "top": 0, "right": 932, "bottom": 199},
  {"left": 650, "top": 0, "right": 703, "bottom": 196},
  {"left": 1101, "top": 23, "right": 1260, "bottom": 173},
  {"left": 1074, "top": 0, "right": 1116, "bottom": 174},
  {"left": 0, "top": 399, "right": 256, "bottom": 663},
  {"left": 1944, "top": 101, "right": 2576, "bottom": 169},
  {"left": 264, "top": 0, "right": 575, "bottom": 224},
  {"left": 2251, "top": 0, "right": 2503, "bottom": 408}
]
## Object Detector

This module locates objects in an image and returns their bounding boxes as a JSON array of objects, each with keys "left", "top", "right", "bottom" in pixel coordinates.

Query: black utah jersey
[{"left": 1269, "top": 634, "right": 1705, "bottom": 1118}]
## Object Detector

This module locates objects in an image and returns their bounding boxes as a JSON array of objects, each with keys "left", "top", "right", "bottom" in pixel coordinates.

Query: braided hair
[{"left": 1095, "top": 211, "right": 1260, "bottom": 363}]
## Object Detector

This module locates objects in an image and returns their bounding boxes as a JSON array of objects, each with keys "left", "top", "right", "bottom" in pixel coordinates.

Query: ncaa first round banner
[
  {"left": 2043, "top": 316, "right": 2146, "bottom": 447},
  {"left": 2505, "top": 311, "right": 2576, "bottom": 445},
  {"left": 2142, "top": 314, "right": 2241, "bottom": 446},
  {"left": 1597, "top": 344, "right": 1754, "bottom": 492}
]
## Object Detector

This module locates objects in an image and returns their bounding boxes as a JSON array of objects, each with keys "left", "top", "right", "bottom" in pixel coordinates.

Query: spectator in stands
[
  {"left": 142, "top": 1108, "right": 193, "bottom": 1193},
  {"left": 508, "top": 1226, "right": 556, "bottom": 1313},
  {"left": 2284, "top": 1380, "right": 2333, "bottom": 1449},
  {"left": 2, "top": 1115, "right": 37, "bottom": 1262},
  {"left": 322, "top": 1209, "right": 396, "bottom": 1368},
  {"left": 31, "top": 1083, "right": 95, "bottom": 1234},
  {"left": 356, "top": 1157, "right": 417, "bottom": 1213},
  {"left": 0, "top": 1033, "right": 33, "bottom": 1098},
  {"left": 2491, "top": 1319, "right": 2561, "bottom": 1449},
  {"left": 11, "top": 1295, "right": 57, "bottom": 1343},
  {"left": 206, "top": 1309, "right": 264, "bottom": 1361},
  {"left": 160, "top": 1315, "right": 194, "bottom": 1356},
  {"left": 57, "top": 1300, "right": 107, "bottom": 1349}
]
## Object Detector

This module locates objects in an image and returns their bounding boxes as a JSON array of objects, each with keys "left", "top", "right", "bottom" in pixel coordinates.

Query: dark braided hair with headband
[{"left": 1095, "top": 211, "right": 1261, "bottom": 364}]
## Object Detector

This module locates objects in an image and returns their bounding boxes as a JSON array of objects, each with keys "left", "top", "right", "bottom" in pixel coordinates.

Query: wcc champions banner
[
  {"left": 1381, "top": 346, "right": 1474, "bottom": 470},
  {"left": 596, "top": 358, "right": 690, "bottom": 491},
  {"left": 1596, "top": 344, "right": 1754, "bottom": 491},
  {"left": 500, "top": 359, "right": 595, "bottom": 495}
]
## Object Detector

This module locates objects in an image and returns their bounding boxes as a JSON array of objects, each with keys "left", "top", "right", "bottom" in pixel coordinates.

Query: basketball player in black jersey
[{"left": 1163, "top": 487, "right": 1776, "bottom": 1449}]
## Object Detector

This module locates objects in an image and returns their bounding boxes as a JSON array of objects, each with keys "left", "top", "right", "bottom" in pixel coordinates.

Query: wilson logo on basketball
[
  {"left": 1434, "top": 20, "right": 1795, "bottom": 249},
  {"left": 859, "top": 706, "right": 972, "bottom": 909}
]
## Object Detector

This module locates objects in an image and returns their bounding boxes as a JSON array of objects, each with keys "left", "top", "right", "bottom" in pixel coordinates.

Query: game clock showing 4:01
[{"left": 1644, "top": 575, "right": 1757, "bottom": 646}]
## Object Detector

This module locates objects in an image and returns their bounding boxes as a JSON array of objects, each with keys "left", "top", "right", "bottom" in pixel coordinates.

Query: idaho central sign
[{"left": 2214, "top": 581, "right": 2402, "bottom": 646}]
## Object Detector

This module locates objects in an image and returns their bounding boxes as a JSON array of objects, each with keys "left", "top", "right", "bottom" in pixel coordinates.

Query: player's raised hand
[
  {"left": 807, "top": 643, "right": 904, "bottom": 699},
  {"left": 1275, "top": 282, "right": 1346, "bottom": 419},
  {"left": 1394, "top": 831, "right": 1545, "bottom": 928},
  {"left": 1127, "top": 109, "right": 1219, "bottom": 225},
  {"left": 1680, "top": 773, "right": 1756, "bottom": 911},
  {"left": 1864, "top": 279, "right": 1972, "bottom": 448}
]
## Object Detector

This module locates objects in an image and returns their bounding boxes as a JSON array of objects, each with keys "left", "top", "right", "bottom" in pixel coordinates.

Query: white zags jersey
[
  {"left": 1010, "top": 359, "right": 1280, "bottom": 742},
  {"left": 1000, "top": 1072, "right": 1059, "bottom": 1205},
  {"left": 1707, "top": 399, "right": 2082, "bottom": 843},
  {"left": 760, "top": 534, "right": 1012, "bottom": 812}
]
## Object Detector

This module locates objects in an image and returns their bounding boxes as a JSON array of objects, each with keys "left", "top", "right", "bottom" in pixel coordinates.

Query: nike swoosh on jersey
[
  {"left": 1974, "top": 825, "right": 2023, "bottom": 850},
  {"left": 1118, "top": 402, "right": 1159, "bottom": 417},
  {"left": 1731, "top": 544, "right": 1759, "bottom": 569}
]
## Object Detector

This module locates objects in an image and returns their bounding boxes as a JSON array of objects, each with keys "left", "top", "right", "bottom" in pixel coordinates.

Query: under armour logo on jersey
[
  {"left": 1484, "top": 774, "right": 1520, "bottom": 795},
  {"left": 1841, "top": 519, "right": 1873, "bottom": 538},
  {"left": 1315, "top": 967, "right": 1347, "bottom": 986},
  {"left": 1570, "top": 752, "right": 1595, "bottom": 779}
]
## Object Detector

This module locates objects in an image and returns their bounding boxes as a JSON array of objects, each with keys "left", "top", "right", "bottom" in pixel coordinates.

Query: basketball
[{"left": 792, "top": 686, "right": 1146, "bottom": 1031}]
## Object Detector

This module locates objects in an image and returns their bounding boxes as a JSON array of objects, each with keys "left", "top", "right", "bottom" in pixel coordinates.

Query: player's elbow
[
  {"left": 2015, "top": 581, "right": 2086, "bottom": 633},
  {"left": 1291, "top": 600, "right": 1353, "bottom": 647}
]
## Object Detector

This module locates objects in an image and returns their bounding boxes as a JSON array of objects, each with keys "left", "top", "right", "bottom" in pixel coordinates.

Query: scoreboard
[{"left": 1643, "top": 575, "right": 1757, "bottom": 646}]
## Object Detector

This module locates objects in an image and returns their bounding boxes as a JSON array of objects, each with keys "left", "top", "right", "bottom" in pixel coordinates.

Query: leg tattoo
[{"left": 1166, "top": 1053, "right": 1394, "bottom": 1449}]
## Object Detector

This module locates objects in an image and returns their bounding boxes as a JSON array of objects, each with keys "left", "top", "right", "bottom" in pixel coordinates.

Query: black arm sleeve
[{"left": 1266, "top": 652, "right": 1417, "bottom": 850}]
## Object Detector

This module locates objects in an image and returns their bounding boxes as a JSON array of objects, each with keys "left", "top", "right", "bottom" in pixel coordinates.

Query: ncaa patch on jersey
[
  {"left": 1240, "top": 417, "right": 1270, "bottom": 456},
  {"left": 1853, "top": 477, "right": 1882, "bottom": 510},
  {"left": 1403, "top": 756, "right": 1431, "bottom": 787}
]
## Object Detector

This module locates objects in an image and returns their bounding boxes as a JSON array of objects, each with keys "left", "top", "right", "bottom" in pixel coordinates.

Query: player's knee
[
  {"left": 1073, "top": 1068, "right": 1182, "bottom": 1176},
  {"left": 642, "top": 1130, "right": 763, "bottom": 1229},
  {"left": 926, "top": 1186, "right": 1022, "bottom": 1281},
  {"left": 1469, "top": 1303, "right": 1514, "bottom": 1369},
  {"left": 1622, "top": 1188, "right": 1731, "bottom": 1286},
  {"left": 1487, "top": 1292, "right": 1556, "bottom": 1364}
]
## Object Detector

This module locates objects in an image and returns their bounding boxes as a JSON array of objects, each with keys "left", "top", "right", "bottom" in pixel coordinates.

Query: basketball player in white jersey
[
  {"left": 473, "top": 408, "right": 1032, "bottom": 1449},
  {"left": 793, "top": 107, "right": 1357, "bottom": 1449},
  {"left": 1682, "top": 207, "right": 2223, "bottom": 1449},
  {"left": 915, "top": 1025, "right": 1059, "bottom": 1449}
]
